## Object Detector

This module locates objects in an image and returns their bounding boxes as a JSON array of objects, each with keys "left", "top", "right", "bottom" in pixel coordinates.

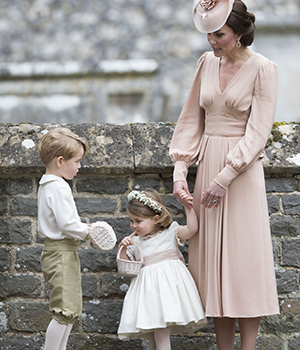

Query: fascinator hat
[{"left": 193, "top": 0, "right": 235, "bottom": 33}]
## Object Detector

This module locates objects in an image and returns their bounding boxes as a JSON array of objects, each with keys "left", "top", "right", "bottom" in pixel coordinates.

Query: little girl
[{"left": 117, "top": 188, "right": 207, "bottom": 349}]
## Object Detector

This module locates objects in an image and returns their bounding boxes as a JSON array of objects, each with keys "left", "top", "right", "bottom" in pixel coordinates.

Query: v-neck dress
[{"left": 169, "top": 51, "right": 279, "bottom": 317}]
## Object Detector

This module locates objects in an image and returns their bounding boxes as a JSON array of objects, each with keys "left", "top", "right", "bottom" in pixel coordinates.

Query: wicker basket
[
  {"left": 89, "top": 221, "right": 117, "bottom": 251},
  {"left": 117, "top": 242, "right": 144, "bottom": 277}
]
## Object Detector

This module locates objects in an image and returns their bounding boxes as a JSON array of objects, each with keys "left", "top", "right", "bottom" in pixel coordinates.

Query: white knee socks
[{"left": 43, "top": 319, "right": 73, "bottom": 350}]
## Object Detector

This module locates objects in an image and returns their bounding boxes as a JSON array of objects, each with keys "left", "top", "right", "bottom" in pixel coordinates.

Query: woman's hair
[
  {"left": 38, "top": 127, "right": 88, "bottom": 166},
  {"left": 127, "top": 188, "right": 173, "bottom": 232},
  {"left": 226, "top": 0, "right": 256, "bottom": 47}
]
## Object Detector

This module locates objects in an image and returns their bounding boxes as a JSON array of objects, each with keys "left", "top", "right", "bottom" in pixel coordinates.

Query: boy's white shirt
[{"left": 38, "top": 174, "right": 88, "bottom": 240}]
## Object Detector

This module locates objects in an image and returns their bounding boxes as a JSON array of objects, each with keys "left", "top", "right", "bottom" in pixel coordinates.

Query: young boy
[{"left": 38, "top": 127, "right": 90, "bottom": 350}]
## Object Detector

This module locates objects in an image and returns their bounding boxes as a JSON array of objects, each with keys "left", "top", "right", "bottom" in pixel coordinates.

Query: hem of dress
[
  {"left": 118, "top": 318, "right": 209, "bottom": 340},
  {"left": 205, "top": 311, "right": 280, "bottom": 318}
]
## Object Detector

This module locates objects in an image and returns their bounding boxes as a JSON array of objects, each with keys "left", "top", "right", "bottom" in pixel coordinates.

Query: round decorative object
[{"left": 89, "top": 221, "right": 117, "bottom": 251}]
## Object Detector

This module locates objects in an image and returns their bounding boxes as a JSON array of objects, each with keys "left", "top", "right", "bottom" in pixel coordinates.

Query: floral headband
[{"left": 127, "top": 190, "right": 162, "bottom": 214}]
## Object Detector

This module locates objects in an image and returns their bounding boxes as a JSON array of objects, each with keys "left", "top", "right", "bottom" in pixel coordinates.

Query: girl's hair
[
  {"left": 127, "top": 188, "right": 173, "bottom": 231},
  {"left": 39, "top": 127, "right": 88, "bottom": 166},
  {"left": 226, "top": 0, "right": 256, "bottom": 47}
]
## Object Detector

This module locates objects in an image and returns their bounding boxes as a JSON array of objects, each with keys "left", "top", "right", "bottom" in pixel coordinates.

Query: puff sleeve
[
  {"left": 213, "top": 60, "right": 278, "bottom": 189},
  {"left": 169, "top": 52, "right": 207, "bottom": 182}
]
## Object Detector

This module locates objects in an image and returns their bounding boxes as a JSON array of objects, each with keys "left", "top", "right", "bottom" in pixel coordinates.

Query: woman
[{"left": 169, "top": 1, "right": 279, "bottom": 349}]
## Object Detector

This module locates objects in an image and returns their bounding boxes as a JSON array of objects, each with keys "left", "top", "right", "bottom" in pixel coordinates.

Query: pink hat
[{"left": 192, "top": 0, "right": 235, "bottom": 33}]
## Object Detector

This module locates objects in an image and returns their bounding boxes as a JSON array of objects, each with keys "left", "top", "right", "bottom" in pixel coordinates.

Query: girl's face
[
  {"left": 58, "top": 145, "right": 84, "bottom": 180},
  {"left": 128, "top": 212, "right": 157, "bottom": 237},
  {"left": 207, "top": 24, "right": 240, "bottom": 57}
]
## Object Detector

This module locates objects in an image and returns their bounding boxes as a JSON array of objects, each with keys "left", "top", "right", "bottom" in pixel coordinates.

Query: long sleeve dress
[{"left": 169, "top": 51, "right": 279, "bottom": 318}]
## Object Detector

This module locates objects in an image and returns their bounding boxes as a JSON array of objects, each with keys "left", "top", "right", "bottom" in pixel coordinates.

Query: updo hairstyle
[
  {"left": 127, "top": 188, "right": 173, "bottom": 232},
  {"left": 226, "top": 0, "right": 256, "bottom": 47}
]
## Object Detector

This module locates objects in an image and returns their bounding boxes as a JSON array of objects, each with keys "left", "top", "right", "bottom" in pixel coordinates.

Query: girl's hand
[
  {"left": 201, "top": 181, "right": 226, "bottom": 208},
  {"left": 119, "top": 231, "right": 136, "bottom": 247},
  {"left": 173, "top": 180, "right": 193, "bottom": 209}
]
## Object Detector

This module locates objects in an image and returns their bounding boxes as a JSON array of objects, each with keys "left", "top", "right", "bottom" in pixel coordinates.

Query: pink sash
[{"left": 143, "top": 249, "right": 185, "bottom": 267}]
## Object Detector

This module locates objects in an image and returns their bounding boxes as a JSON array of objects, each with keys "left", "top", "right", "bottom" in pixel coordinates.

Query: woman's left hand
[{"left": 201, "top": 181, "right": 226, "bottom": 208}]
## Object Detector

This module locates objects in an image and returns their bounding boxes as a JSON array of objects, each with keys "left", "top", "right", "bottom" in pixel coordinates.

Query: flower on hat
[{"left": 194, "top": 0, "right": 216, "bottom": 18}]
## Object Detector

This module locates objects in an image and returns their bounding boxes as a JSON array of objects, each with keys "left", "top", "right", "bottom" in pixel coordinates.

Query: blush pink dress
[{"left": 169, "top": 51, "right": 279, "bottom": 318}]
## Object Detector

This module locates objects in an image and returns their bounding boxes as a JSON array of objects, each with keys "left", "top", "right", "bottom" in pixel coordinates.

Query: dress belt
[{"left": 143, "top": 249, "right": 185, "bottom": 267}]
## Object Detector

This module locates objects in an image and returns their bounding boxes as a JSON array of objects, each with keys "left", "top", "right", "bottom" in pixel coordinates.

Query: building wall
[
  {"left": 0, "top": 122, "right": 300, "bottom": 349},
  {"left": 0, "top": 0, "right": 299, "bottom": 124}
]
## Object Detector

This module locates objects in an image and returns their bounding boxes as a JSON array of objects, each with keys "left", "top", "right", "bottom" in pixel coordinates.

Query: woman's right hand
[{"left": 173, "top": 180, "right": 193, "bottom": 209}]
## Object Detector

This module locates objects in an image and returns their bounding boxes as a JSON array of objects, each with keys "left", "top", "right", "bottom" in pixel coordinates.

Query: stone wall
[
  {"left": 0, "top": 1, "right": 300, "bottom": 124},
  {"left": 0, "top": 122, "right": 300, "bottom": 350}
]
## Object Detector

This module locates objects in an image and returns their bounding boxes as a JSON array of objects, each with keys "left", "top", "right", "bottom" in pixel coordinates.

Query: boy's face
[{"left": 57, "top": 145, "right": 84, "bottom": 180}]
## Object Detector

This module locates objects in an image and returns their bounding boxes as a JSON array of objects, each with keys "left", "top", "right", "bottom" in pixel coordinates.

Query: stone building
[{"left": 0, "top": 0, "right": 299, "bottom": 124}]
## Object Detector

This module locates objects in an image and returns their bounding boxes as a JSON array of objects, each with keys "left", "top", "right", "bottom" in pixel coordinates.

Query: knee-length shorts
[{"left": 41, "top": 238, "right": 82, "bottom": 325}]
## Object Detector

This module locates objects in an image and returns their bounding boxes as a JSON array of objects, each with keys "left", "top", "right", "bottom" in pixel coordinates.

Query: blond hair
[
  {"left": 127, "top": 188, "right": 173, "bottom": 232},
  {"left": 38, "top": 127, "right": 88, "bottom": 166}
]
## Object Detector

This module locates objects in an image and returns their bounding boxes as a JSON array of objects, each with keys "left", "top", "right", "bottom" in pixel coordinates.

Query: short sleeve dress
[
  {"left": 117, "top": 221, "right": 208, "bottom": 340},
  {"left": 169, "top": 51, "right": 280, "bottom": 318}
]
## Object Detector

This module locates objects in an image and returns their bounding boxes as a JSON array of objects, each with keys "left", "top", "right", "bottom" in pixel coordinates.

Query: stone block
[
  {"left": 270, "top": 215, "right": 300, "bottom": 237},
  {"left": 10, "top": 197, "right": 38, "bottom": 216},
  {"left": 289, "top": 335, "right": 300, "bottom": 350},
  {"left": 9, "top": 301, "right": 51, "bottom": 332},
  {"left": 0, "top": 218, "right": 31, "bottom": 244},
  {"left": 267, "top": 195, "right": 280, "bottom": 214},
  {"left": 82, "top": 274, "right": 98, "bottom": 298},
  {"left": 0, "top": 124, "right": 134, "bottom": 175},
  {"left": 0, "top": 302, "right": 7, "bottom": 336},
  {"left": 82, "top": 300, "right": 123, "bottom": 333},
  {"left": 272, "top": 239, "right": 280, "bottom": 266},
  {"left": 265, "top": 177, "right": 297, "bottom": 192},
  {"left": 16, "top": 246, "right": 43, "bottom": 272},
  {"left": 76, "top": 176, "right": 129, "bottom": 194},
  {"left": 282, "top": 194, "right": 300, "bottom": 215},
  {"left": 170, "top": 335, "right": 217, "bottom": 350},
  {"left": 131, "top": 122, "right": 175, "bottom": 173},
  {"left": 161, "top": 194, "right": 184, "bottom": 215},
  {"left": 253, "top": 335, "right": 284, "bottom": 349},
  {"left": 260, "top": 299, "right": 300, "bottom": 333},
  {"left": 282, "top": 239, "right": 300, "bottom": 267},
  {"left": 0, "top": 248, "right": 10, "bottom": 271},
  {"left": 79, "top": 247, "right": 117, "bottom": 272},
  {"left": 0, "top": 335, "right": 45, "bottom": 350},
  {"left": 0, "top": 177, "right": 34, "bottom": 195},
  {"left": 0, "top": 274, "right": 42, "bottom": 298},
  {"left": 68, "top": 333, "right": 144, "bottom": 350},
  {"left": 75, "top": 197, "right": 117, "bottom": 214},
  {"left": 100, "top": 272, "right": 131, "bottom": 298},
  {"left": 133, "top": 176, "right": 161, "bottom": 192},
  {"left": 0, "top": 198, "right": 8, "bottom": 215},
  {"left": 275, "top": 269, "right": 298, "bottom": 294}
]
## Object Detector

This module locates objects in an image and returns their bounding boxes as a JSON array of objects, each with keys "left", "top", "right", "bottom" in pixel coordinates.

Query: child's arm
[
  {"left": 177, "top": 206, "right": 198, "bottom": 242},
  {"left": 176, "top": 190, "right": 198, "bottom": 243},
  {"left": 119, "top": 231, "right": 137, "bottom": 247}
]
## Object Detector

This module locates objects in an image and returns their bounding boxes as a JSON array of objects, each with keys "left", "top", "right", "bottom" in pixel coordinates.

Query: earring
[{"left": 236, "top": 38, "right": 241, "bottom": 48}]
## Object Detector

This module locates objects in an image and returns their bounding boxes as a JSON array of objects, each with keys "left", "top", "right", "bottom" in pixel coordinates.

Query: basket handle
[{"left": 117, "top": 240, "right": 143, "bottom": 261}]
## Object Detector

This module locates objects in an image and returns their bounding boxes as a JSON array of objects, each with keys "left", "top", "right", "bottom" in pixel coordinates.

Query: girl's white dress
[{"left": 118, "top": 221, "right": 208, "bottom": 340}]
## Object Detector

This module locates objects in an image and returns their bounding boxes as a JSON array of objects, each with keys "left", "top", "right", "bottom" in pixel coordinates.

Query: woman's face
[{"left": 207, "top": 24, "right": 239, "bottom": 57}]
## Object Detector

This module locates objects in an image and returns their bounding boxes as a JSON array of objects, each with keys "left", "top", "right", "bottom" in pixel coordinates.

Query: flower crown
[{"left": 127, "top": 190, "right": 162, "bottom": 214}]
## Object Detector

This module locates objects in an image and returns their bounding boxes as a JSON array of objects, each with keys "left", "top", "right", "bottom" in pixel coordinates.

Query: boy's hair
[
  {"left": 38, "top": 127, "right": 88, "bottom": 166},
  {"left": 127, "top": 188, "right": 173, "bottom": 231}
]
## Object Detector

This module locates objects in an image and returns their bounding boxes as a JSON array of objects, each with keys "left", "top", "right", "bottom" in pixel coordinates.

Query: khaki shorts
[{"left": 41, "top": 238, "right": 82, "bottom": 325}]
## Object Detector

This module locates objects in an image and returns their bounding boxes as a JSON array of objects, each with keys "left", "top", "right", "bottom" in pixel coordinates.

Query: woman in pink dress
[{"left": 169, "top": 1, "right": 279, "bottom": 349}]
